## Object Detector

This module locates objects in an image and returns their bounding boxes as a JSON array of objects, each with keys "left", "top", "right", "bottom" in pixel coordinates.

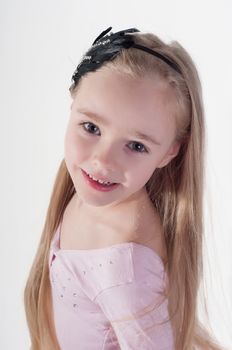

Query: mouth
[
  {"left": 84, "top": 170, "right": 117, "bottom": 185},
  {"left": 81, "top": 169, "right": 120, "bottom": 192}
]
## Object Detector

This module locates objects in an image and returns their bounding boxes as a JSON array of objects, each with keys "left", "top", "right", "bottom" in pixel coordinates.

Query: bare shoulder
[
  {"left": 135, "top": 217, "right": 168, "bottom": 265},
  {"left": 60, "top": 193, "right": 167, "bottom": 265}
]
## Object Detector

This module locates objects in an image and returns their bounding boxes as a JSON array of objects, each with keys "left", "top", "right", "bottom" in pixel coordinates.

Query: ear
[{"left": 157, "top": 141, "right": 181, "bottom": 168}]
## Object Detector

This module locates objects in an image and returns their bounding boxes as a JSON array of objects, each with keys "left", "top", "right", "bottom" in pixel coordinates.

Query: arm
[{"left": 95, "top": 278, "right": 174, "bottom": 350}]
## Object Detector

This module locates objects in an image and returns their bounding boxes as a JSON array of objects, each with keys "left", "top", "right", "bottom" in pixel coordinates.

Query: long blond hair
[{"left": 24, "top": 30, "right": 227, "bottom": 349}]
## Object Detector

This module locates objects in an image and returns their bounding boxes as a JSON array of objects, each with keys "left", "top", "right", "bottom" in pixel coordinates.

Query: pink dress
[{"left": 48, "top": 221, "right": 174, "bottom": 349}]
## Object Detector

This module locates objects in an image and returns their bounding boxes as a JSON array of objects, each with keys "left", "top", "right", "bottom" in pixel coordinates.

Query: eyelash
[{"left": 79, "top": 122, "right": 149, "bottom": 154}]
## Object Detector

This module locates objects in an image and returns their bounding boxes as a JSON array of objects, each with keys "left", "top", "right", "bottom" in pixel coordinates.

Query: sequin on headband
[{"left": 70, "top": 26, "right": 182, "bottom": 87}]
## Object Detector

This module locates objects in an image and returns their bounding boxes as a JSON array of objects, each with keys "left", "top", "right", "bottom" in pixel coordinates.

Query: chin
[{"left": 74, "top": 186, "right": 117, "bottom": 205}]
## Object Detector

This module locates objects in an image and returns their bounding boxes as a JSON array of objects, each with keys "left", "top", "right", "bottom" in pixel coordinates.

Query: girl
[{"left": 24, "top": 27, "right": 227, "bottom": 350}]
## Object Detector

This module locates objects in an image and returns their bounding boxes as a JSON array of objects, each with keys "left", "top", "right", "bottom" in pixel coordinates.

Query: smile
[
  {"left": 81, "top": 169, "right": 120, "bottom": 192},
  {"left": 87, "top": 172, "right": 114, "bottom": 185}
]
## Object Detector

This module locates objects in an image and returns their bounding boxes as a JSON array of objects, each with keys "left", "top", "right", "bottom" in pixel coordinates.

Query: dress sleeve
[{"left": 94, "top": 258, "right": 174, "bottom": 350}]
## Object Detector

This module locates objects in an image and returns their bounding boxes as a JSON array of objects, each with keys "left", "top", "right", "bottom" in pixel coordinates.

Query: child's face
[{"left": 64, "top": 66, "right": 180, "bottom": 208}]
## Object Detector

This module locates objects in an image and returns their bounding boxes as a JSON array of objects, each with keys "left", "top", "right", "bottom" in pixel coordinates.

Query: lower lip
[{"left": 81, "top": 169, "right": 120, "bottom": 192}]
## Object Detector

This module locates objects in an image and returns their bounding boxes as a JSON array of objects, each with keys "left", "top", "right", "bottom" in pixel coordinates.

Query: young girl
[{"left": 24, "top": 27, "right": 227, "bottom": 350}]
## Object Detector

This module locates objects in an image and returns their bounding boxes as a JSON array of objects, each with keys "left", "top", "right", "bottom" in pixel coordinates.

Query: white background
[{"left": 0, "top": 0, "right": 231, "bottom": 349}]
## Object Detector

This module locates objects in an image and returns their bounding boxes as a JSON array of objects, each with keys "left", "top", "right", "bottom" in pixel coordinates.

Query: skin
[{"left": 62, "top": 66, "right": 181, "bottom": 253}]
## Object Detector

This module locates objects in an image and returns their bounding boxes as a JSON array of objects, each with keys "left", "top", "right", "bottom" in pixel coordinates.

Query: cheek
[
  {"left": 126, "top": 161, "right": 156, "bottom": 188},
  {"left": 64, "top": 128, "right": 88, "bottom": 169}
]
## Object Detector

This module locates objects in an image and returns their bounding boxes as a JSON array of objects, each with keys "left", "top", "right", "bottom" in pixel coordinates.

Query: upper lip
[{"left": 83, "top": 169, "right": 117, "bottom": 183}]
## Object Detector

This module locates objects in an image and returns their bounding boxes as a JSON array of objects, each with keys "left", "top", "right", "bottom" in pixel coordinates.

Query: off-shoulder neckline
[{"left": 53, "top": 220, "right": 165, "bottom": 267}]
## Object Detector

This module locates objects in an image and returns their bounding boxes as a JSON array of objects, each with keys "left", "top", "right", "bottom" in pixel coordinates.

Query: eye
[
  {"left": 80, "top": 121, "right": 100, "bottom": 135},
  {"left": 79, "top": 121, "right": 148, "bottom": 154},
  {"left": 128, "top": 142, "right": 148, "bottom": 153}
]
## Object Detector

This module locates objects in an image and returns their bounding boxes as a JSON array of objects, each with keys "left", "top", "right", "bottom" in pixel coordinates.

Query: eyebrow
[{"left": 76, "top": 108, "right": 161, "bottom": 146}]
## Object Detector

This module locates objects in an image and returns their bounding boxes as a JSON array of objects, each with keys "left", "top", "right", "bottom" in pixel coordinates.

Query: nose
[{"left": 91, "top": 142, "right": 118, "bottom": 173}]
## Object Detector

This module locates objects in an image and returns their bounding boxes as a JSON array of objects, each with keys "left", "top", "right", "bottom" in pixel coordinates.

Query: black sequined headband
[{"left": 71, "top": 26, "right": 182, "bottom": 87}]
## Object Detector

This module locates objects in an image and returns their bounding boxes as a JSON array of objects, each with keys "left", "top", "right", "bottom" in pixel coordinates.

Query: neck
[{"left": 72, "top": 188, "right": 157, "bottom": 239}]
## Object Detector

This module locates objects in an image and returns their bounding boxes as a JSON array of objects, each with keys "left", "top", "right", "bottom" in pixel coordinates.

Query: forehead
[{"left": 72, "top": 68, "right": 177, "bottom": 143}]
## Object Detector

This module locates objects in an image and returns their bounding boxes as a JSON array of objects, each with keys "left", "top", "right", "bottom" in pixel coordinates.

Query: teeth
[{"left": 88, "top": 173, "right": 113, "bottom": 185}]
